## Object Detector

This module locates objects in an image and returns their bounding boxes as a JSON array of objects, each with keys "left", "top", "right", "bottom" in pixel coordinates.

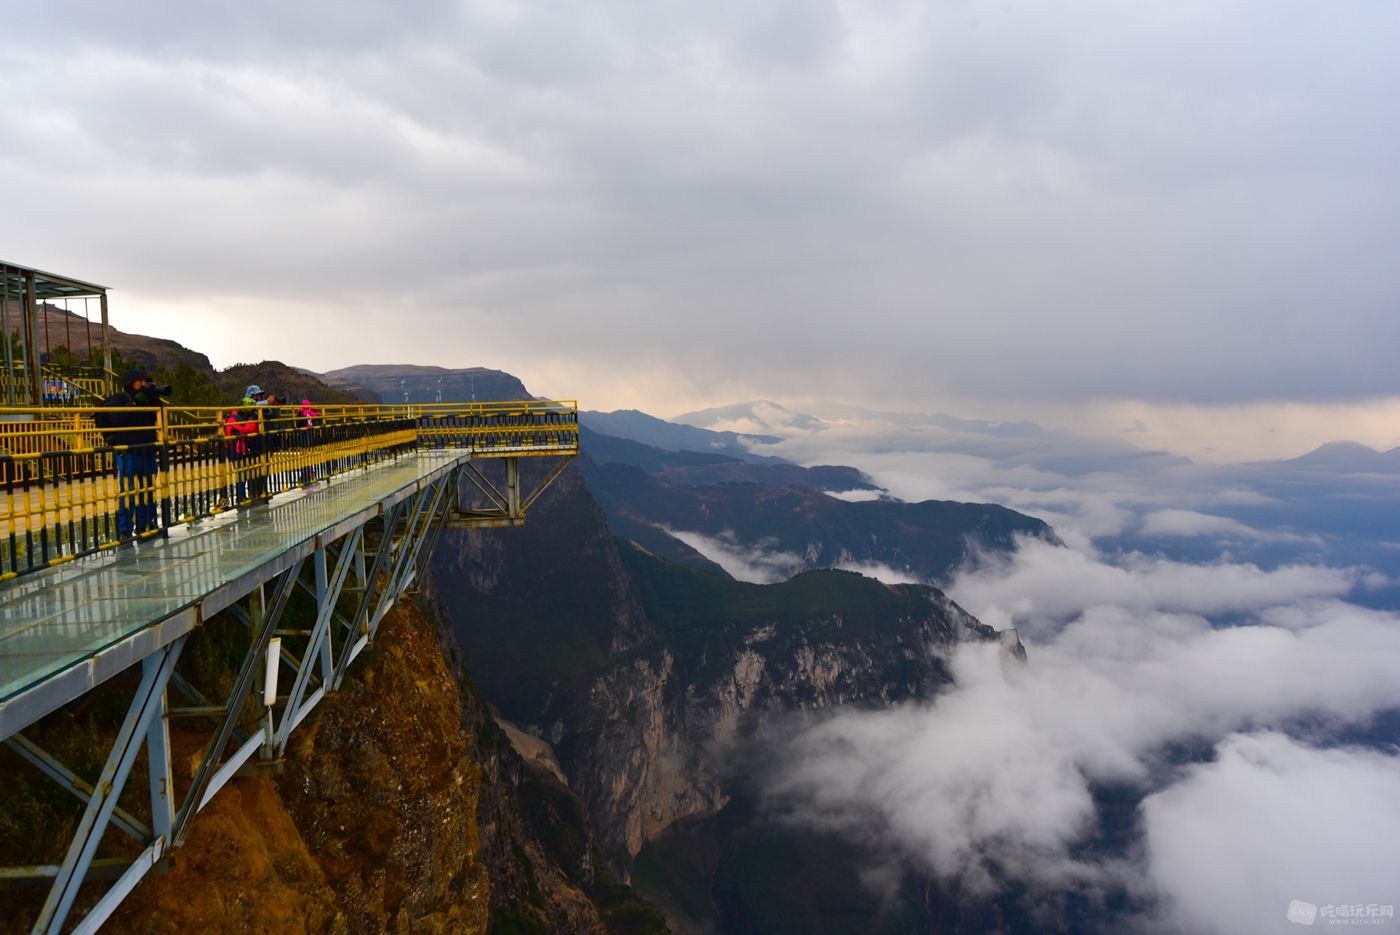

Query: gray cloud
[
  {"left": 723, "top": 402, "right": 1397, "bottom": 579},
  {"left": 3, "top": 1, "right": 1398, "bottom": 409}
]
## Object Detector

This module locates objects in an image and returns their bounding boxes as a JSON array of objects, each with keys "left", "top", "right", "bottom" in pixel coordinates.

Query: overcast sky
[{"left": 4, "top": 1, "right": 1398, "bottom": 456}]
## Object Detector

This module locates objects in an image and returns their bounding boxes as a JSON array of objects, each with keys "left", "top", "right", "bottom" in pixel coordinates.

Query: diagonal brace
[{"left": 33, "top": 638, "right": 185, "bottom": 935}]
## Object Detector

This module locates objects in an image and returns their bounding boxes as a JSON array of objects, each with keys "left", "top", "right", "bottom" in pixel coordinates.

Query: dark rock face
[
  {"left": 432, "top": 463, "right": 652, "bottom": 725},
  {"left": 428, "top": 533, "right": 670, "bottom": 934}
]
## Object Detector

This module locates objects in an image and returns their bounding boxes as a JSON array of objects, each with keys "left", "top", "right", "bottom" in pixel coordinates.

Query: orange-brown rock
[
  {"left": 107, "top": 601, "right": 491, "bottom": 934},
  {"left": 104, "top": 777, "right": 343, "bottom": 935}
]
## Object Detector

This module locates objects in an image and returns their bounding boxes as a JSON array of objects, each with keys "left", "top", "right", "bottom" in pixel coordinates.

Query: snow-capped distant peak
[{"left": 673, "top": 400, "right": 826, "bottom": 435}]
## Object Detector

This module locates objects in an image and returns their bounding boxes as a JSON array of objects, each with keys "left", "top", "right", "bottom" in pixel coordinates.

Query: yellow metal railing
[
  {"left": 0, "top": 400, "right": 578, "bottom": 580},
  {"left": 0, "top": 367, "right": 30, "bottom": 406}
]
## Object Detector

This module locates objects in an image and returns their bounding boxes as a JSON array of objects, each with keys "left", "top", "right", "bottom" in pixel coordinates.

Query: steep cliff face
[
  {"left": 432, "top": 466, "right": 1000, "bottom": 870},
  {"left": 578, "top": 548, "right": 989, "bottom": 861},
  {"left": 433, "top": 463, "right": 652, "bottom": 721},
  {"left": 430, "top": 594, "right": 667, "bottom": 934}
]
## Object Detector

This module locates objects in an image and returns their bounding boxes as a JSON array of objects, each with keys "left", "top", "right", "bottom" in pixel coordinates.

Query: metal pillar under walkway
[{"left": 0, "top": 438, "right": 575, "bottom": 933}]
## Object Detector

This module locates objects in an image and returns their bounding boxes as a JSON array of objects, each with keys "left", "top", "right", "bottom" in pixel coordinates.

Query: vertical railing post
[{"left": 157, "top": 408, "right": 172, "bottom": 532}]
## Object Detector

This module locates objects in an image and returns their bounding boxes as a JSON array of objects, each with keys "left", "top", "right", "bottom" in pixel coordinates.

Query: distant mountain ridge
[
  {"left": 320, "top": 364, "right": 529, "bottom": 404},
  {"left": 677, "top": 398, "right": 1193, "bottom": 478},
  {"left": 1270, "top": 440, "right": 1400, "bottom": 473},
  {"left": 583, "top": 408, "right": 784, "bottom": 463},
  {"left": 585, "top": 458, "right": 1056, "bottom": 585},
  {"left": 575, "top": 409, "right": 1058, "bottom": 586},
  {"left": 581, "top": 426, "right": 875, "bottom": 492},
  {"left": 674, "top": 398, "right": 827, "bottom": 434}
]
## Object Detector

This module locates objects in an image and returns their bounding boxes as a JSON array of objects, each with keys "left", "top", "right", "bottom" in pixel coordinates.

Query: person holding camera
[{"left": 94, "top": 369, "right": 169, "bottom": 539}]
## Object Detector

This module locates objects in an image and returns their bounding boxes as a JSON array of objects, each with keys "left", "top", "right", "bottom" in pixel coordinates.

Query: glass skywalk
[{"left": 0, "top": 450, "right": 464, "bottom": 719}]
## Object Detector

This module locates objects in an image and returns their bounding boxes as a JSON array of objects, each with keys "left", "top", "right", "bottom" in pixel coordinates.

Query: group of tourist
[
  {"left": 221, "top": 384, "right": 321, "bottom": 504},
  {"left": 93, "top": 371, "right": 322, "bottom": 541}
]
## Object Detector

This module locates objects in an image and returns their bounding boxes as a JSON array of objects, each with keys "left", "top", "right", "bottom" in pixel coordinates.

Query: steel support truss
[
  {"left": 0, "top": 466, "right": 470, "bottom": 934},
  {"left": 447, "top": 453, "right": 573, "bottom": 528}
]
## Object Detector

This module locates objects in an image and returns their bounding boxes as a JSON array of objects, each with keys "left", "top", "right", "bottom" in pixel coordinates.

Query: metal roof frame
[
  {"left": 1, "top": 260, "right": 112, "bottom": 405},
  {"left": 0, "top": 261, "right": 109, "bottom": 301}
]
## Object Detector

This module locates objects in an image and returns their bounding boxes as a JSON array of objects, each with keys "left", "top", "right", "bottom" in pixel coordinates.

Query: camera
[{"left": 142, "top": 383, "right": 173, "bottom": 399}]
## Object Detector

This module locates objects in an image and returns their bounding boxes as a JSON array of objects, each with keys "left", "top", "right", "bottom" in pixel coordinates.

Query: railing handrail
[{"left": 0, "top": 399, "right": 579, "bottom": 581}]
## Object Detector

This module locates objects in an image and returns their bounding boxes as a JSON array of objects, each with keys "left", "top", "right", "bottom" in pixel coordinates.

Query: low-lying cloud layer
[
  {"left": 762, "top": 535, "right": 1400, "bottom": 932},
  {"left": 1138, "top": 508, "right": 1317, "bottom": 543},
  {"left": 677, "top": 404, "right": 1400, "bottom": 931},
  {"left": 953, "top": 535, "right": 1357, "bottom": 637},
  {"left": 665, "top": 528, "right": 802, "bottom": 584},
  {"left": 668, "top": 526, "right": 923, "bottom": 586}
]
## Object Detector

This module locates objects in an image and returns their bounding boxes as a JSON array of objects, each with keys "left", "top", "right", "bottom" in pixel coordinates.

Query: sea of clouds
[{"left": 674, "top": 404, "right": 1400, "bottom": 933}]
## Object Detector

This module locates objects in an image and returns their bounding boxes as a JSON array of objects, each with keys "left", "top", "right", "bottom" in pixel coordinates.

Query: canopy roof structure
[
  {"left": 0, "top": 261, "right": 108, "bottom": 301},
  {"left": 1, "top": 260, "right": 112, "bottom": 406}
]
